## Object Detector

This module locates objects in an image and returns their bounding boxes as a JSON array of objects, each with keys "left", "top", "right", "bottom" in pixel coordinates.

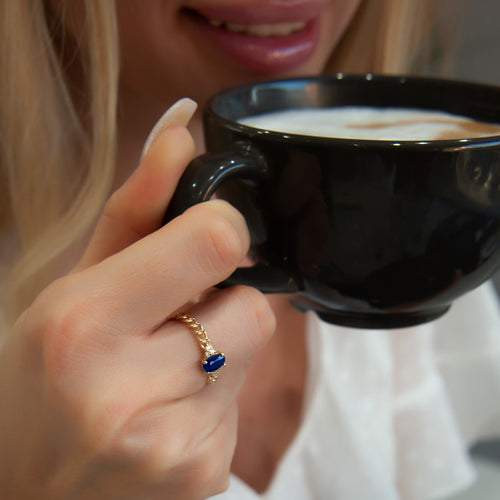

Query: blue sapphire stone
[{"left": 203, "top": 353, "right": 225, "bottom": 373}]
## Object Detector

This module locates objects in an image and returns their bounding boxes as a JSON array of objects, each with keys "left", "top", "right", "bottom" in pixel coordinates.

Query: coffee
[{"left": 239, "top": 106, "right": 500, "bottom": 141}]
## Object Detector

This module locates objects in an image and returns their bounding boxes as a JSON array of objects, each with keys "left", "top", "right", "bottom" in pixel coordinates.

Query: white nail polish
[{"left": 140, "top": 98, "right": 198, "bottom": 159}]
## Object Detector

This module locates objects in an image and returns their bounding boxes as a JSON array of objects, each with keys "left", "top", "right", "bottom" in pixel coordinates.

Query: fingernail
[{"left": 140, "top": 98, "right": 198, "bottom": 160}]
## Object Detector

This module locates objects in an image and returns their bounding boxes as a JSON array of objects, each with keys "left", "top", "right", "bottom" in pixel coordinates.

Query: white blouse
[{"left": 211, "top": 281, "right": 500, "bottom": 500}]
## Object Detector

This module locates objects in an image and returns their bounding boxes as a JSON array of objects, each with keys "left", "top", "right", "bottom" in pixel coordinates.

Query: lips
[{"left": 182, "top": 2, "right": 327, "bottom": 74}]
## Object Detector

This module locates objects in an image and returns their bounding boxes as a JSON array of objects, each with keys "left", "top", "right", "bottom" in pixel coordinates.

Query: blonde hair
[
  {"left": 0, "top": 0, "right": 118, "bottom": 325},
  {"left": 0, "top": 0, "right": 450, "bottom": 326},
  {"left": 329, "top": 0, "right": 453, "bottom": 74}
]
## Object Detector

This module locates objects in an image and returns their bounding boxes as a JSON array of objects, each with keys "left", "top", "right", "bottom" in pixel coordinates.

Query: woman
[{"left": 1, "top": 1, "right": 499, "bottom": 499}]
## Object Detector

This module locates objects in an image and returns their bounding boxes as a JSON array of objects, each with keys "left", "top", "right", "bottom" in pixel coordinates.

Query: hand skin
[{"left": 0, "top": 124, "right": 276, "bottom": 500}]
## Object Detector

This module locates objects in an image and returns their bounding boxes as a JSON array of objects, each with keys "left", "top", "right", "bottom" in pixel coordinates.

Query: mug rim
[{"left": 206, "top": 73, "right": 500, "bottom": 151}]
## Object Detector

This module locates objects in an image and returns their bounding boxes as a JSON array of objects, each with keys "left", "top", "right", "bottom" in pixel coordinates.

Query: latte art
[{"left": 239, "top": 106, "right": 500, "bottom": 141}]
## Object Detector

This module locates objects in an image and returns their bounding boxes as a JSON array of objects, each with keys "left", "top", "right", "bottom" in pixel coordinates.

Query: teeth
[
  {"left": 209, "top": 19, "right": 306, "bottom": 37},
  {"left": 225, "top": 22, "right": 247, "bottom": 34}
]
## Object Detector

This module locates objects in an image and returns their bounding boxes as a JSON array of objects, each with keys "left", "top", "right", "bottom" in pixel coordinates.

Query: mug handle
[{"left": 162, "top": 143, "right": 300, "bottom": 293}]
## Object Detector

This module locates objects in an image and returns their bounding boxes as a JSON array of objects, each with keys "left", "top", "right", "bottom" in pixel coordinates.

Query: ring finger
[{"left": 69, "top": 285, "right": 275, "bottom": 429}]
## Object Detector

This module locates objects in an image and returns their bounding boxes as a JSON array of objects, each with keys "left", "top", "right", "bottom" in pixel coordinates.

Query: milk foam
[{"left": 239, "top": 106, "right": 500, "bottom": 141}]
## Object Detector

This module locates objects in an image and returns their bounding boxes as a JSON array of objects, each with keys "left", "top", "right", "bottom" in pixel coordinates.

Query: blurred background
[
  {"left": 452, "top": 0, "right": 500, "bottom": 86},
  {"left": 435, "top": 1, "right": 500, "bottom": 497},
  {"left": 454, "top": 0, "right": 500, "bottom": 299}
]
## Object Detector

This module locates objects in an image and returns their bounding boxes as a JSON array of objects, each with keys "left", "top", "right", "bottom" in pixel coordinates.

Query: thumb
[{"left": 75, "top": 98, "right": 197, "bottom": 271}]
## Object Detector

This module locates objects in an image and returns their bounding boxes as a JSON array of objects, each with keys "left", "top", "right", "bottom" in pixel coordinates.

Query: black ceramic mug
[{"left": 164, "top": 74, "right": 500, "bottom": 329}]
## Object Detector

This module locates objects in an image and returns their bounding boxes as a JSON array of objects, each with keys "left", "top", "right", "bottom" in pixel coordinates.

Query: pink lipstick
[{"left": 183, "top": 2, "right": 327, "bottom": 74}]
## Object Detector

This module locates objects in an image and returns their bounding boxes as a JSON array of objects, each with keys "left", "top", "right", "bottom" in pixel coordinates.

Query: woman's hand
[{"left": 0, "top": 101, "right": 275, "bottom": 500}]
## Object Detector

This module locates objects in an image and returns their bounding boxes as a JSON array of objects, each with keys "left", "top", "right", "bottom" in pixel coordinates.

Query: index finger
[
  {"left": 76, "top": 99, "right": 197, "bottom": 271},
  {"left": 70, "top": 199, "right": 250, "bottom": 335}
]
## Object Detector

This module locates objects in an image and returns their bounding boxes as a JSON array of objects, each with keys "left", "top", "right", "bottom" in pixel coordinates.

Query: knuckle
[
  {"left": 206, "top": 218, "right": 242, "bottom": 270},
  {"left": 108, "top": 431, "right": 199, "bottom": 486},
  {"left": 30, "top": 276, "right": 100, "bottom": 380},
  {"left": 232, "top": 286, "right": 276, "bottom": 352},
  {"left": 106, "top": 412, "right": 234, "bottom": 494},
  {"left": 188, "top": 456, "right": 231, "bottom": 498},
  {"left": 107, "top": 434, "right": 169, "bottom": 476},
  {"left": 190, "top": 204, "right": 247, "bottom": 275},
  {"left": 31, "top": 278, "right": 80, "bottom": 344},
  {"left": 103, "top": 431, "right": 174, "bottom": 482}
]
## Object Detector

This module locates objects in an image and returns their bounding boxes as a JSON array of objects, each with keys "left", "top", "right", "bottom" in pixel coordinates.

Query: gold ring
[{"left": 173, "top": 313, "right": 226, "bottom": 384}]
